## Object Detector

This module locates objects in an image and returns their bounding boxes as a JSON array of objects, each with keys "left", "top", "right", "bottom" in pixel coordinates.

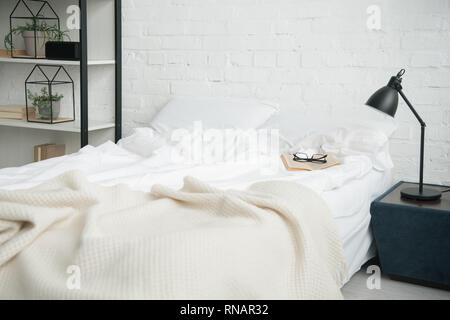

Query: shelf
[
  {"left": 0, "top": 0, "right": 121, "bottom": 169},
  {"left": 0, "top": 118, "right": 115, "bottom": 133},
  {"left": 0, "top": 57, "right": 115, "bottom": 66}
]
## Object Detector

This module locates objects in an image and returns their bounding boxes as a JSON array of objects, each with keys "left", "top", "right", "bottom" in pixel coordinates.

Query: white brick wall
[{"left": 122, "top": 0, "right": 450, "bottom": 185}]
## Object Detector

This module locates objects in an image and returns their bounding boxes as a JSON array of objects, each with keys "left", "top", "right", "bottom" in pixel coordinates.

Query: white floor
[{"left": 342, "top": 267, "right": 450, "bottom": 300}]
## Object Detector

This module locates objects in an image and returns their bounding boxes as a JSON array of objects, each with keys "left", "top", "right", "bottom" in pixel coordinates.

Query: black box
[{"left": 45, "top": 41, "right": 80, "bottom": 61}]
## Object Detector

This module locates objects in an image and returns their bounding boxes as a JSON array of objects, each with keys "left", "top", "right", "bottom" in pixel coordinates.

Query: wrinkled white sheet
[
  {"left": 0, "top": 140, "right": 375, "bottom": 194},
  {"left": 0, "top": 132, "right": 392, "bottom": 282}
]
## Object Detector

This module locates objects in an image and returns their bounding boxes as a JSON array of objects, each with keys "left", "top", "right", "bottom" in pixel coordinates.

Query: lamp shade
[{"left": 366, "top": 85, "right": 399, "bottom": 117}]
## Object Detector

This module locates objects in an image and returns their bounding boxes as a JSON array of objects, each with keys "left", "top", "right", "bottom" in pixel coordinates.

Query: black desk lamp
[{"left": 366, "top": 69, "right": 442, "bottom": 201}]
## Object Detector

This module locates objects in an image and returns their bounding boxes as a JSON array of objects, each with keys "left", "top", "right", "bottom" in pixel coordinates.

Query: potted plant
[
  {"left": 27, "top": 87, "right": 63, "bottom": 120},
  {"left": 4, "top": 16, "right": 69, "bottom": 57}
]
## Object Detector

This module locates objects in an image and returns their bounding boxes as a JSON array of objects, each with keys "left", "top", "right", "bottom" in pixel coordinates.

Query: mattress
[{"left": 323, "top": 169, "right": 392, "bottom": 280}]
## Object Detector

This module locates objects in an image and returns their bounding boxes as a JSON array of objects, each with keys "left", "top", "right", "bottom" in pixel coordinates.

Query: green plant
[
  {"left": 4, "top": 16, "right": 69, "bottom": 52},
  {"left": 27, "top": 87, "right": 63, "bottom": 117}
]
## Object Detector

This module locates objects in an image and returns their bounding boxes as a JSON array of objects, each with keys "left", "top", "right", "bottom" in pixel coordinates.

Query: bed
[{"left": 0, "top": 96, "right": 397, "bottom": 299}]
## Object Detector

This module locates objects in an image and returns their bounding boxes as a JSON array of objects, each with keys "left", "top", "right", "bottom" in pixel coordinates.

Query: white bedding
[
  {"left": 0, "top": 133, "right": 392, "bottom": 284},
  {"left": 0, "top": 171, "right": 346, "bottom": 299},
  {"left": 324, "top": 169, "right": 391, "bottom": 277}
]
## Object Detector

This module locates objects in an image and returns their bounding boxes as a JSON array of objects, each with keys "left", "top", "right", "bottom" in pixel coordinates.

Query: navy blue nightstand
[{"left": 370, "top": 181, "right": 450, "bottom": 290}]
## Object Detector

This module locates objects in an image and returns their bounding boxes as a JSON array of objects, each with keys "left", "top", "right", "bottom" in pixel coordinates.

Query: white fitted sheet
[{"left": 322, "top": 169, "right": 392, "bottom": 280}]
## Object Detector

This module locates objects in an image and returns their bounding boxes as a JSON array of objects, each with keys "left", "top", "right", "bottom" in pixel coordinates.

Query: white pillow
[
  {"left": 338, "top": 105, "right": 398, "bottom": 138},
  {"left": 261, "top": 106, "right": 398, "bottom": 147},
  {"left": 117, "top": 127, "right": 166, "bottom": 157},
  {"left": 291, "top": 127, "right": 394, "bottom": 171},
  {"left": 150, "top": 96, "right": 279, "bottom": 132},
  {"left": 261, "top": 113, "right": 326, "bottom": 148}
]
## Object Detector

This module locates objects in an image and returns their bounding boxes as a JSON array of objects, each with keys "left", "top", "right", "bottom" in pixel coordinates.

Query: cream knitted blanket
[{"left": 0, "top": 171, "right": 347, "bottom": 299}]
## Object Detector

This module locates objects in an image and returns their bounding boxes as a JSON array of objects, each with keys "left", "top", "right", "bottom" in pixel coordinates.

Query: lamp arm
[
  {"left": 398, "top": 89, "right": 426, "bottom": 127},
  {"left": 397, "top": 89, "right": 425, "bottom": 193}
]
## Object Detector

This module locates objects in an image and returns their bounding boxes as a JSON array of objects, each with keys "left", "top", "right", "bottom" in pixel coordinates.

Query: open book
[{"left": 281, "top": 153, "right": 341, "bottom": 171}]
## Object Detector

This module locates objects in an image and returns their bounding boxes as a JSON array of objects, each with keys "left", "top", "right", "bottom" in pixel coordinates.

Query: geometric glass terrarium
[
  {"left": 25, "top": 64, "right": 75, "bottom": 124},
  {"left": 8, "top": 0, "right": 62, "bottom": 59}
]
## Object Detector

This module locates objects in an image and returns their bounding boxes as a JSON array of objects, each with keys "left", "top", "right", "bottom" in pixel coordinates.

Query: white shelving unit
[
  {"left": 0, "top": 118, "right": 115, "bottom": 133},
  {"left": 0, "top": 0, "right": 121, "bottom": 168}
]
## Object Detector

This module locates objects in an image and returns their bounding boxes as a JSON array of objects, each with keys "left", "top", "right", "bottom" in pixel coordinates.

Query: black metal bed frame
[{"left": 79, "top": 0, "right": 122, "bottom": 147}]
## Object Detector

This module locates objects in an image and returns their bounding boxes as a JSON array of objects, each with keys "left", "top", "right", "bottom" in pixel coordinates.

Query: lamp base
[{"left": 400, "top": 187, "right": 442, "bottom": 201}]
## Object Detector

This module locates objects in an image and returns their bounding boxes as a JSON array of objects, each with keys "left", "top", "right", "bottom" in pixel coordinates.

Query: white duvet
[{"left": 0, "top": 127, "right": 393, "bottom": 290}]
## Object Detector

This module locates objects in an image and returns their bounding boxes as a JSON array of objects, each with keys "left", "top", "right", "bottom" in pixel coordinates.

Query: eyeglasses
[{"left": 292, "top": 152, "right": 328, "bottom": 164}]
